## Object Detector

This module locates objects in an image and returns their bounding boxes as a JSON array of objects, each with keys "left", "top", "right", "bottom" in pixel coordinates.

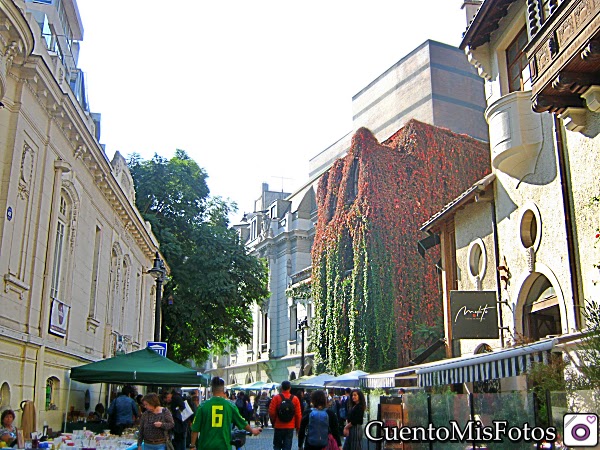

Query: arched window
[
  {"left": 523, "top": 275, "right": 561, "bottom": 340},
  {"left": 50, "top": 194, "right": 69, "bottom": 300},
  {"left": 45, "top": 377, "right": 60, "bottom": 410},
  {"left": 0, "top": 382, "right": 11, "bottom": 409}
]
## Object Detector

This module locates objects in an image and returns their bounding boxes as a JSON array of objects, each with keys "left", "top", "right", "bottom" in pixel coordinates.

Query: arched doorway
[{"left": 522, "top": 274, "right": 562, "bottom": 341}]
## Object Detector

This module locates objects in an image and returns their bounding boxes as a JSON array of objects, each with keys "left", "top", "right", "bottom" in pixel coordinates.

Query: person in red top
[{"left": 268, "top": 381, "right": 302, "bottom": 450}]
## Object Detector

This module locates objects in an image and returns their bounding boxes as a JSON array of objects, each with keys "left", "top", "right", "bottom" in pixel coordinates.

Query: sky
[{"left": 75, "top": 0, "right": 470, "bottom": 221}]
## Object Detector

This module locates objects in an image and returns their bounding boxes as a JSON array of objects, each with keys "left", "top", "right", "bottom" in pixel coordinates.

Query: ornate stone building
[{"left": 0, "top": 0, "right": 162, "bottom": 429}]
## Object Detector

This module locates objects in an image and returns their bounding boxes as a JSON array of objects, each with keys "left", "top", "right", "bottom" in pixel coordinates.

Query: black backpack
[{"left": 277, "top": 393, "right": 296, "bottom": 422}]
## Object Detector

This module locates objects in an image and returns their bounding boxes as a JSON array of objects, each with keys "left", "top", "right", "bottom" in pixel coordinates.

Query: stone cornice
[
  {"left": 0, "top": 0, "right": 34, "bottom": 61},
  {"left": 251, "top": 228, "right": 313, "bottom": 253},
  {"left": 12, "top": 55, "right": 159, "bottom": 259}
]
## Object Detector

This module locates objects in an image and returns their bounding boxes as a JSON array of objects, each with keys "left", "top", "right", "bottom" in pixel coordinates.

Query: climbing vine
[{"left": 311, "top": 121, "right": 490, "bottom": 374}]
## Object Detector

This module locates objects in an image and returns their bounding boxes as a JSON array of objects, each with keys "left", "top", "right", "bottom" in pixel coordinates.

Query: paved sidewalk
[
  {"left": 242, "top": 427, "right": 375, "bottom": 450},
  {"left": 243, "top": 427, "right": 274, "bottom": 450}
]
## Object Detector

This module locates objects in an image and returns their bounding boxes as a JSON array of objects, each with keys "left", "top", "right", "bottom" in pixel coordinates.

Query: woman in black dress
[{"left": 342, "top": 389, "right": 365, "bottom": 450}]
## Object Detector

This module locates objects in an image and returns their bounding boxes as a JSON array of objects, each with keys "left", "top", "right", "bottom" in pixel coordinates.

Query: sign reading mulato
[{"left": 450, "top": 291, "right": 499, "bottom": 339}]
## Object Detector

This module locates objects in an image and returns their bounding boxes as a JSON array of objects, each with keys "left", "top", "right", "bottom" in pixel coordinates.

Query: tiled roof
[
  {"left": 460, "top": 0, "right": 519, "bottom": 50},
  {"left": 420, "top": 173, "right": 495, "bottom": 231}
]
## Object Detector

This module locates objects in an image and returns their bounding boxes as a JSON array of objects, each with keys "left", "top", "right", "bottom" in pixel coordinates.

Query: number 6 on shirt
[{"left": 211, "top": 405, "right": 223, "bottom": 427}]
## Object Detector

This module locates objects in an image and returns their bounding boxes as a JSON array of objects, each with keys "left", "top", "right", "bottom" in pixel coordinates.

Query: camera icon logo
[{"left": 564, "top": 413, "right": 598, "bottom": 447}]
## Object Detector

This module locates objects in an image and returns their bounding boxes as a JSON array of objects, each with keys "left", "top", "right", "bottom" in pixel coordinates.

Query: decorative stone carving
[
  {"left": 559, "top": 107, "right": 588, "bottom": 132},
  {"left": 582, "top": 85, "right": 600, "bottom": 111},
  {"left": 86, "top": 316, "right": 100, "bottom": 333},
  {"left": 61, "top": 179, "right": 80, "bottom": 253},
  {"left": 18, "top": 143, "right": 34, "bottom": 200},
  {"left": 526, "top": 246, "right": 536, "bottom": 273},
  {"left": 4, "top": 273, "right": 30, "bottom": 300},
  {"left": 73, "top": 145, "right": 84, "bottom": 159},
  {"left": 527, "top": 0, "right": 540, "bottom": 37},
  {"left": 465, "top": 46, "right": 492, "bottom": 81},
  {"left": 4, "top": 41, "right": 19, "bottom": 65}
]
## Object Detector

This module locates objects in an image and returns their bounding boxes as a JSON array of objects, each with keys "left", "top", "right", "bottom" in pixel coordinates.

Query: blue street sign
[{"left": 147, "top": 341, "right": 168, "bottom": 357}]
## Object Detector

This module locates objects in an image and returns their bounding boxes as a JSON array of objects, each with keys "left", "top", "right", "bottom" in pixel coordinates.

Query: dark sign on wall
[{"left": 450, "top": 290, "right": 499, "bottom": 339}]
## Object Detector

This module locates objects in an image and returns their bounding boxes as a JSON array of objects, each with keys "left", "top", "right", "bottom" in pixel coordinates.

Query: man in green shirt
[{"left": 190, "top": 377, "right": 261, "bottom": 450}]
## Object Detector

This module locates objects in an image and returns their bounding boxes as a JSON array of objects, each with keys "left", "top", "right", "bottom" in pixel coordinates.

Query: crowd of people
[
  {"left": 104, "top": 385, "right": 202, "bottom": 450},
  {"left": 185, "top": 378, "right": 366, "bottom": 450},
  {"left": 0, "top": 379, "right": 369, "bottom": 450}
]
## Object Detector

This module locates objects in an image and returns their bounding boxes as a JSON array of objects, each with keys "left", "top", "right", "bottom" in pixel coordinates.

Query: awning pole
[{"left": 63, "top": 377, "right": 72, "bottom": 433}]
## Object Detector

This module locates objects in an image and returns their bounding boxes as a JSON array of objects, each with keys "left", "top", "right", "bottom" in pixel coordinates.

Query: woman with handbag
[{"left": 138, "top": 393, "right": 175, "bottom": 450}]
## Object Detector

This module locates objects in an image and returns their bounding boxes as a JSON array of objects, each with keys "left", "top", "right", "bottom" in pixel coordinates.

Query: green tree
[
  {"left": 128, "top": 150, "right": 269, "bottom": 363},
  {"left": 567, "top": 299, "right": 600, "bottom": 390}
]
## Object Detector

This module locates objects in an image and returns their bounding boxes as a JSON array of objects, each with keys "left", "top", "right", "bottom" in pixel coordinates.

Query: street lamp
[
  {"left": 297, "top": 316, "right": 309, "bottom": 377},
  {"left": 147, "top": 252, "right": 166, "bottom": 342}
]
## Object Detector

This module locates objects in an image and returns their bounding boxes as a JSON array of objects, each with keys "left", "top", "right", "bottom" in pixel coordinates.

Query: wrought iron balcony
[{"left": 526, "top": 0, "right": 600, "bottom": 114}]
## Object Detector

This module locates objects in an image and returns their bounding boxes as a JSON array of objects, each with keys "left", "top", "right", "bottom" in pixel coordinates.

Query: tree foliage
[
  {"left": 128, "top": 150, "right": 269, "bottom": 363},
  {"left": 567, "top": 299, "right": 600, "bottom": 391}
]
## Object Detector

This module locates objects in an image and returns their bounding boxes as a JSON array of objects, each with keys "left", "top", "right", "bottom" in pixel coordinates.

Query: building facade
[
  {"left": 414, "top": 0, "right": 600, "bottom": 394},
  {"left": 0, "top": 0, "right": 162, "bottom": 430},
  {"left": 208, "top": 38, "right": 490, "bottom": 382}
]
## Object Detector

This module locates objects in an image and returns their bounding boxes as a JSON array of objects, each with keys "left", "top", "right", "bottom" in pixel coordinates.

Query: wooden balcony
[{"left": 526, "top": 0, "right": 600, "bottom": 114}]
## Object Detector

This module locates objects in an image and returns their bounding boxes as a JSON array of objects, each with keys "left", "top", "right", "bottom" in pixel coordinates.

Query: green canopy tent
[
  {"left": 66, "top": 348, "right": 207, "bottom": 431},
  {"left": 70, "top": 348, "right": 207, "bottom": 385}
]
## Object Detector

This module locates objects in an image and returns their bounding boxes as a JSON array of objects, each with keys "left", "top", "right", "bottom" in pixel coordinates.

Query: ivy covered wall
[{"left": 311, "top": 120, "right": 490, "bottom": 373}]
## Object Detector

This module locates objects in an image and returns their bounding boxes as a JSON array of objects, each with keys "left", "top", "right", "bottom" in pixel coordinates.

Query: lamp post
[
  {"left": 147, "top": 252, "right": 166, "bottom": 342},
  {"left": 297, "top": 316, "right": 309, "bottom": 377}
]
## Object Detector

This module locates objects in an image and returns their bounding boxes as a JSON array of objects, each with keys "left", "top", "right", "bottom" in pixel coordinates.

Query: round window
[
  {"left": 519, "top": 204, "right": 542, "bottom": 250},
  {"left": 520, "top": 210, "right": 537, "bottom": 247},
  {"left": 467, "top": 239, "right": 487, "bottom": 280}
]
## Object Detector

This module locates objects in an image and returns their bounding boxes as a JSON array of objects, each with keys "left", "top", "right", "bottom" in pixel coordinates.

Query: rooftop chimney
[{"left": 462, "top": 0, "right": 483, "bottom": 27}]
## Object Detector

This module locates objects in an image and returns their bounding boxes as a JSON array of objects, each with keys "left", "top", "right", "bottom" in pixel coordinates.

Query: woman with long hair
[
  {"left": 137, "top": 393, "right": 174, "bottom": 450},
  {"left": 298, "top": 390, "right": 341, "bottom": 450},
  {"left": 342, "top": 389, "right": 365, "bottom": 450}
]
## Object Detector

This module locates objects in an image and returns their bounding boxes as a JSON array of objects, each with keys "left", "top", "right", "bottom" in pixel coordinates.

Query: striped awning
[
  {"left": 416, "top": 339, "right": 555, "bottom": 387},
  {"left": 359, "top": 367, "right": 417, "bottom": 389}
]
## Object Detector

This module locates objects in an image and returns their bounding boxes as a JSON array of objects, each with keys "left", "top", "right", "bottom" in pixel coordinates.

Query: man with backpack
[{"left": 268, "top": 381, "right": 302, "bottom": 450}]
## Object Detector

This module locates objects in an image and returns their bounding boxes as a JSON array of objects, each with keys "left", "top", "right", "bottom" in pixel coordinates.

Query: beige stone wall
[
  {"left": 0, "top": 3, "right": 160, "bottom": 431},
  {"left": 564, "top": 118, "right": 600, "bottom": 308},
  {"left": 454, "top": 201, "right": 502, "bottom": 355},
  {"left": 461, "top": 0, "right": 600, "bottom": 349}
]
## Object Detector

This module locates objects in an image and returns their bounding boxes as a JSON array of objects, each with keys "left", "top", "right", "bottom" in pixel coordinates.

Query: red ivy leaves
[{"left": 312, "top": 120, "right": 490, "bottom": 372}]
